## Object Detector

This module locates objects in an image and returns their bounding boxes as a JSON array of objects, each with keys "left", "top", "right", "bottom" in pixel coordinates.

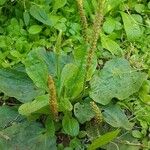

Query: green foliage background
[{"left": 0, "top": 0, "right": 150, "bottom": 149}]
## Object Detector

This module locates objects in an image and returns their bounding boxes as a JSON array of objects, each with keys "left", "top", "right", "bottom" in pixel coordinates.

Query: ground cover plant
[{"left": 0, "top": 0, "right": 150, "bottom": 149}]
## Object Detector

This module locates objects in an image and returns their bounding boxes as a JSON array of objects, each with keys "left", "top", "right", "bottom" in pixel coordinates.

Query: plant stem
[
  {"left": 23, "top": 0, "right": 26, "bottom": 10},
  {"left": 117, "top": 140, "right": 149, "bottom": 148},
  {"left": 55, "top": 30, "right": 62, "bottom": 81}
]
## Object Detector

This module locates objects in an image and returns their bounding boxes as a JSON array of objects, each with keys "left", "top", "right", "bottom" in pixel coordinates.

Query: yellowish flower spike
[
  {"left": 76, "top": 0, "right": 88, "bottom": 42},
  {"left": 90, "top": 101, "right": 103, "bottom": 125},
  {"left": 86, "top": 0, "right": 105, "bottom": 79},
  {"left": 48, "top": 75, "right": 58, "bottom": 122}
]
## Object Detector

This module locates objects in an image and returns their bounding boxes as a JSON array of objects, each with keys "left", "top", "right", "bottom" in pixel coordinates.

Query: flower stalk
[
  {"left": 76, "top": 0, "right": 88, "bottom": 43},
  {"left": 90, "top": 101, "right": 103, "bottom": 125},
  {"left": 86, "top": 0, "right": 105, "bottom": 77},
  {"left": 48, "top": 75, "right": 58, "bottom": 122}
]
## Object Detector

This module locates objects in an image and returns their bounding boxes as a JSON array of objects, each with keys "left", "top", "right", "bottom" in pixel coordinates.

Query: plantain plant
[{"left": 0, "top": 0, "right": 149, "bottom": 149}]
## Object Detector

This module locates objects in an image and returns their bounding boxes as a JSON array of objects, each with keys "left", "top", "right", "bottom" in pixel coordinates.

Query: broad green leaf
[
  {"left": 34, "top": 48, "right": 72, "bottom": 77},
  {"left": 0, "top": 36, "right": 7, "bottom": 48},
  {"left": 18, "top": 95, "right": 49, "bottom": 116},
  {"left": 0, "top": 122, "right": 57, "bottom": 150},
  {"left": 134, "top": 4, "right": 145, "bottom": 13},
  {"left": 104, "top": 0, "right": 125, "bottom": 14},
  {"left": 60, "top": 63, "right": 84, "bottom": 100},
  {"left": 30, "top": 5, "right": 52, "bottom": 26},
  {"left": 131, "top": 14, "right": 143, "bottom": 24},
  {"left": 89, "top": 58, "right": 146, "bottom": 105},
  {"left": 45, "top": 117, "right": 55, "bottom": 137},
  {"left": 74, "top": 102, "right": 95, "bottom": 124},
  {"left": 70, "top": 138, "right": 82, "bottom": 149},
  {"left": 10, "top": 50, "right": 22, "bottom": 59},
  {"left": 0, "top": 0, "right": 6, "bottom": 5},
  {"left": 115, "top": 20, "right": 122, "bottom": 30},
  {"left": 132, "top": 130, "right": 142, "bottom": 139},
  {"left": 0, "top": 106, "right": 22, "bottom": 130},
  {"left": 121, "top": 12, "right": 142, "bottom": 41},
  {"left": 88, "top": 130, "right": 120, "bottom": 150},
  {"left": 24, "top": 48, "right": 72, "bottom": 87},
  {"left": 139, "top": 93, "right": 150, "bottom": 105},
  {"left": 62, "top": 114, "right": 79, "bottom": 136},
  {"left": 148, "top": 2, "right": 150, "bottom": 9},
  {"left": 103, "top": 104, "right": 132, "bottom": 130},
  {"left": 103, "top": 18, "right": 116, "bottom": 34},
  {"left": 106, "top": 133, "right": 140, "bottom": 150},
  {"left": 54, "top": 22, "right": 67, "bottom": 32},
  {"left": 139, "top": 80, "right": 150, "bottom": 104},
  {"left": 41, "top": 51, "right": 57, "bottom": 77},
  {"left": 0, "top": 68, "right": 44, "bottom": 103},
  {"left": 45, "top": 0, "right": 53, "bottom": 5},
  {"left": 23, "top": 11, "right": 30, "bottom": 26},
  {"left": 25, "top": 48, "right": 48, "bottom": 91},
  {"left": 53, "top": 0, "right": 67, "bottom": 10},
  {"left": 28, "top": 25, "right": 42, "bottom": 34},
  {"left": 101, "top": 34, "right": 122, "bottom": 56},
  {"left": 86, "top": 54, "right": 97, "bottom": 81},
  {"left": 59, "top": 98, "right": 73, "bottom": 112},
  {"left": 73, "top": 46, "right": 97, "bottom": 81}
]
